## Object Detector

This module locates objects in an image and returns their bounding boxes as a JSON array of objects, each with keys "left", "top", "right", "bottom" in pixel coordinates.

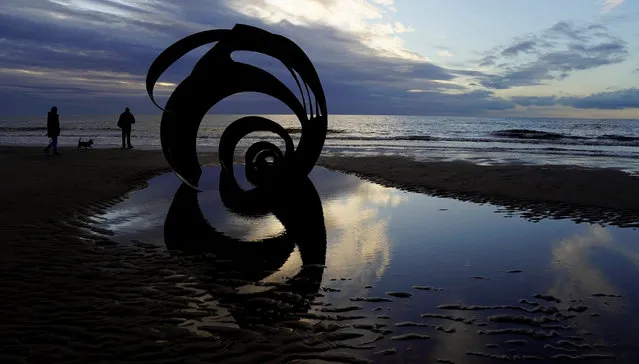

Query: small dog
[{"left": 77, "top": 138, "right": 94, "bottom": 149}]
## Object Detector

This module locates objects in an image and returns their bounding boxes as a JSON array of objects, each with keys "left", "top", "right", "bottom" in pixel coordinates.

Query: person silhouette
[
  {"left": 117, "top": 107, "right": 135, "bottom": 149},
  {"left": 43, "top": 106, "right": 60, "bottom": 156}
]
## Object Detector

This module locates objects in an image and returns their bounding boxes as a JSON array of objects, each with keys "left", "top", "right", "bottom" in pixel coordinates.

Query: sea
[{"left": 1, "top": 114, "right": 638, "bottom": 174}]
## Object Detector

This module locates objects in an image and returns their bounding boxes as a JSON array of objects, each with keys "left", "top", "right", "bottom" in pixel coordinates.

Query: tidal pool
[{"left": 89, "top": 165, "right": 639, "bottom": 363}]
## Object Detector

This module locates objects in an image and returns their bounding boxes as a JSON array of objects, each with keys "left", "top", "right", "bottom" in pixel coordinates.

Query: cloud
[
  {"left": 501, "top": 40, "right": 537, "bottom": 57},
  {"left": 511, "top": 88, "right": 639, "bottom": 109},
  {"left": 1, "top": 1, "right": 634, "bottom": 116},
  {"left": 322, "top": 181, "right": 402, "bottom": 288},
  {"left": 601, "top": 0, "right": 624, "bottom": 14},
  {"left": 547, "top": 225, "right": 624, "bottom": 313},
  {"left": 563, "top": 88, "right": 639, "bottom": 109},
  {"left": 227, "top": 0, "right": 421, "bottom": 61},
  {"left": 510, "top": 95, "right": 558, "bottom": 107},
  {"left": 0, "top": 0, "right": 519, "bottom": 116},
  {"left": 469, "top": 21, "right": 629, "bottom": 89}
]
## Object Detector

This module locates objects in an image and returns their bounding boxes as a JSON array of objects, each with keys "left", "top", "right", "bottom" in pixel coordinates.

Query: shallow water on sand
[{"left": 90, "top": 166, "right": 639, "bottom": 363}]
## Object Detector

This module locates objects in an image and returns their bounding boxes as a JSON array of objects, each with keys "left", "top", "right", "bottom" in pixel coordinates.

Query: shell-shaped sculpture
[{"left": 146, "top": 24, "right": 328, "bottom": 189}]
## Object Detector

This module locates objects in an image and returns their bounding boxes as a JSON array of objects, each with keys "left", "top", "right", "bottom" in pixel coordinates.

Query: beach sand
[{"left": 2, "top": 146, "right": 639, "bottom": 363}]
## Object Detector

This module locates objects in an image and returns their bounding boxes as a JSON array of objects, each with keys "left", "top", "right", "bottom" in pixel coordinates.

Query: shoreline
[
  {"left": 2, "top": 145, "right": 638, "bottom": 231},
  {"left": 2, "top": 146, "right": 639, "bottom": 362},
  {"left": 3, "top": 141, "right": 638, "bottom": 177},
  {"left": 3, "top": 146, "right": 637, "bottom": 221}
]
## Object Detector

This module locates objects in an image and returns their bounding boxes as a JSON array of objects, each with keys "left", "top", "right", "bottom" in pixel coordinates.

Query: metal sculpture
[
  {"left": 148, "top": 25, "right": 329, "bottom": 327},
  {"left": 146, "top": 24, "right": 328, "bottom": 189}
]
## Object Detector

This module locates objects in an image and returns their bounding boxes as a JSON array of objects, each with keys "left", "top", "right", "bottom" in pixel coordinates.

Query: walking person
[
  {"left": 117, "top": 107, "right": 135, "bottom": 149},
  {"left": 43, "top": 106, "right": 60, "bottom": 156}
]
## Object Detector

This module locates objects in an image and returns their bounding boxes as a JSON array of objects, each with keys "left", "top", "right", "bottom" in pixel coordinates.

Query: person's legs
[
  {"left": 44, "top": 137, "right": 58, "bottom": 155},
  {"left": 121, "top": 129, "right": 126, "bottom": 148},
  {"left": 52, "top": 136, "right": 59, "bottom": 155},
  {"left": 126, "top": 129, "right": 132, "bottom": 148}
]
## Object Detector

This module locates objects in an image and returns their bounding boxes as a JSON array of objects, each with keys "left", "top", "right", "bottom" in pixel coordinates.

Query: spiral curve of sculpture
[{"left": 146, "top": 24, "right": 328, "bottom": 189}]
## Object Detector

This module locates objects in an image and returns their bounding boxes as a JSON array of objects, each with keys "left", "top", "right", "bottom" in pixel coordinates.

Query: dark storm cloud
[
  {"left": 0, "top": 3, "right": 227, "bottom": 78},
  {"left": 511, "top": 88, "right": 639, "bottom": 110},
  {"left": 0, "top": 0, "right": 516, "bottom": 115},
  {"left": 471, "top": 21, "right": 629, "bottom": 90},
  {"left": 562, "top": 88, "right": 639, "bottom": 109}
]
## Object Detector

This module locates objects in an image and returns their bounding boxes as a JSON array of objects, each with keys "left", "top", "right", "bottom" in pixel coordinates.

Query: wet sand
[
  {"left": 0, "top": 147, "right": 221, "bottom": 363},
  {"left": 319, "top": 155, "right": 639, "bottom": 227},
  {"left": 2, "top": 146, "right": 639, "bottom": 363}
]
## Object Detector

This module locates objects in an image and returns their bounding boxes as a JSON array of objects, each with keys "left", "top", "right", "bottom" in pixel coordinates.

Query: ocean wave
[
  {"left": 326, "top": 144, "right": 639, "bottom": 159},
  {"left": 322, "top": 135, "right": 435, "bottom": 141},
  {"left": 323, "top": 134, "right": 639, "bottom": 147},
  {"left": 72, "top": 132, "right": 639, "bottom": 147},
  {"left": 490, "top": 129, "right": 639, "bottom": 144},
  {"left": 284, "top": 127, "right": 346, "bottom": 134},
  {"left": 491, "top": 129, "right": 577, "bottom": 140},
  {"left": 1, "top": 128, "right": 637, "bottom": 147},
  {"left": 598, "top": 134, "right": 639, "bottom": 142},
  {"left": 0, "top": 126, "right": 118, "bottom": 132},
  {"left": 0, "top": 126, "right": 47, "bottom": 132}
]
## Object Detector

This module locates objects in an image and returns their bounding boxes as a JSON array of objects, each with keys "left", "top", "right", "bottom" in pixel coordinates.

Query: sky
[{"left": 0, "top": 0, "right": 638, "bottom": 118}]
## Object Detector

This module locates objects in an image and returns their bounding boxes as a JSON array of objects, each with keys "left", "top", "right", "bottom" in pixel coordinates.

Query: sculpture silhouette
[
  {"left": 148, "top": 24, "right": 330, "bottom": 325},
  {"left": 146, "top": 23, "right": 328, "bottom": 190},
  {"left": 163, "top": 169, "right": 327, "bottom": 326}
]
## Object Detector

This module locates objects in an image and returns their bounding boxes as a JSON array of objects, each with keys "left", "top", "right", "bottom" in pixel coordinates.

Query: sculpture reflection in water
[
  {"left": 163, "top": 170, "right": 327, "bottom": 327},
  {"left": 147, "top": 24, "right": 329, "bottom": 327}
]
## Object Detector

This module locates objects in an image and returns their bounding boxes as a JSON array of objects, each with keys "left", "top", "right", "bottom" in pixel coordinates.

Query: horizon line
[{"left": 1, "top": 112, "right": 639, "bottom": 121}]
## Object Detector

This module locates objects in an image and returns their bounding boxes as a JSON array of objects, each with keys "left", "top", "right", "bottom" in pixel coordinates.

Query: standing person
[
  {"left": 117, "top": 107, "right": 135, "bottom": 149},
  {"left": 43, "top": 106, "right": 60, "bottom": 156}
]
